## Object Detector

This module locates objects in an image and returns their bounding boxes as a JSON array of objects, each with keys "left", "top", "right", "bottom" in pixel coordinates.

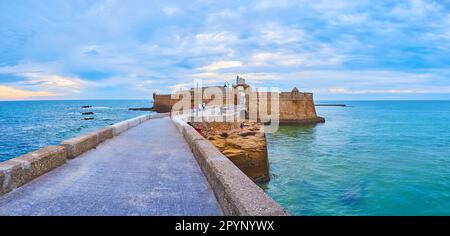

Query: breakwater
[
  {"left": 0, "top": 115, "right": 223, "bottom": 216},
  {"left": 0, "top": 114, "right": 166, "bottom": 196}
]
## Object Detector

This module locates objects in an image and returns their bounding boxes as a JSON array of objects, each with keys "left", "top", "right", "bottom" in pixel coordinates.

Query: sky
[{"left": 1, "top": 0, "right": 450, "bottom": 101}]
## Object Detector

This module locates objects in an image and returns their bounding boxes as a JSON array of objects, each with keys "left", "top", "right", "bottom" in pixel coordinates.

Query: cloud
[
  {"left": 254, "top": 0, "right": 292, "bottom": 10},
  {"left": 195, "top": 32, "right": 238, "bottom": 44},
  {"left": 0, "top": 63, "right": 89, "bottom": 94},
  {"left": 330, "top": 88, "right": 420, "bottom": 94},
  {"left": 82, "top": 45, "right": 101, "bottom": 56},
  {"left": 191, "top": 72, "right": 279, "bottom": 84},
  {"left": 0, "top": 85, "right": 56, "bottom": 100},
  {"left": 250, "top": 52, "right": 304, "bottom": 67},
  {"left": 162, "top": 6, "right": 180, "bottom": 15},
  {"left": 391, "top": 0, "right": 440, "bottom": 18},
  {"left": 256, "top": 23, "right": 306, "bottom": 46},
  {"left": 18, "top": 73, "right": 87, "bottom": 93},
  {"left": 334, "top": 13, "right": 368, "bottom": 25},
  {"left": 190, "top": 68, "right": 449, "bottom": 95},
  {"left": 1, "top": 1, "right": 450, "bottom": 99},
  {"left": 198, "top": 61, "right": 243, "bottom": 71},
  {"left": 329, "top": 87, "right": 450, "bottom": 94}
]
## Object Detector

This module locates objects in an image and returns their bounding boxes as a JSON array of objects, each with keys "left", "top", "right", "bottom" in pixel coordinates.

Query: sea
[
  {"left": 0, "top": 100, "right": 151, "bottom": 162},
  {"left": 1, "top": 100, "right": 450, "bottom": 215},
  {"left": 264, "top": 100, "right": 450, "bottom": 215}
]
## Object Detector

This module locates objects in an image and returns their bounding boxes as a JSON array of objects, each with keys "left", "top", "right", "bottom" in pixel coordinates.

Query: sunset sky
[{"left": 1, "top": 0, "right": 450, "bottom": 100}]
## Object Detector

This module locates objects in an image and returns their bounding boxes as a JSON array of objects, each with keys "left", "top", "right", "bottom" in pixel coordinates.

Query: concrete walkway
[{"left": 0, "top": 117, "right": 222, "bottom": 216}]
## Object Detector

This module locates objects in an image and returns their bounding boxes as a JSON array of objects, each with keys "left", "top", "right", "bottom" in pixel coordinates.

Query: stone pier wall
[
  {"left": 0, "top": 113, "right": 169, "bottom": 197},
  {"left": 172, "top": 116, "right": 287, "bottom": 216},
  {"left": 0, "top": 146, "right": 67, "bottom": 196}
]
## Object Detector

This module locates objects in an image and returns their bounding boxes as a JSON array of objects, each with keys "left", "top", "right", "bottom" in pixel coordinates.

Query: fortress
[
  {"left": 151, "top": 76, "right": 324, "bottom": 183},
  {"left": 151, "top": 76, "right": 325, "bottom": 124}
]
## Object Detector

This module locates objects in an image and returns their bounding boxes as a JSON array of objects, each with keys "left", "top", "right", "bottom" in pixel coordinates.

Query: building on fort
[{"left": 152, "top": 76, "right": 325, "bottom": 124}]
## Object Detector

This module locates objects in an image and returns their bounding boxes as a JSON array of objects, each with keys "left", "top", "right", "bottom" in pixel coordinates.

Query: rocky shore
[{"left": 188, "top": 121, "right": 269, "bottom": 183}]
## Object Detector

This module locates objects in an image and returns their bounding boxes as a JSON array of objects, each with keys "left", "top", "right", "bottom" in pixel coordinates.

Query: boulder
[{"left": 190, "top": 121, "right": 270, "bottom": 183}]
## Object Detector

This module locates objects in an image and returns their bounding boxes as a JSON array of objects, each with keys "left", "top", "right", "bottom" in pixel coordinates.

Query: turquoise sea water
[
  {"left": 264, "top": 101, "right": 450, "bottom": 215},
  {"left": 0, "top": 100, "right": 151, "bottom": 162}
]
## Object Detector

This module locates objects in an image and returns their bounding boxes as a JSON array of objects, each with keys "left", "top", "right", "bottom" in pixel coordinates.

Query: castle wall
[
  {"left": 247, "top": 91, "right": 323, "bottom": 124},
  {"left": 153, "top": 88, "right": 234, "bottom": 113},
  {"left": 152, "top": 94, "right": 176, "bottom": 113},
  {"left": 152, "top": 87, "right": 324, "bottom": 124},
  {"left": 278, "top": 92, "right": 323, "bottom": 123}
]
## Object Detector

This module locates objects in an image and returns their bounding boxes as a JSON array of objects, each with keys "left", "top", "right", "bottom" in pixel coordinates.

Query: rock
[
  {"left": 209, "top": 137, "right": 226, "bottom": 149},
  {"left": 128, "top": 107, "right": 153, "bottom": 111},
  {"left": 189, "top": 121, "right": 269, "bottom": 183},
  {"left": 82, "top": 117, "right": 94, "bottom": 120},
  {"left": 239, "top": 131, "right": 256, "bottom": 137},
  {"left": 81, "top": 112, "right": 94, "bottom": 115},
  {"left": 81, "top": 105, "right": 92, "bottom": 109},
  {"left": 226, "top": 137, "right": 262, "bottom": 150}
]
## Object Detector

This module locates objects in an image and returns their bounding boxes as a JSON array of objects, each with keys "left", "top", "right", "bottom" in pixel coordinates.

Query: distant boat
[
  {"left": 81, "top": 112, "right": 94, "bottom": 115},
  {"left": 81, "top": 117, "right": 94, "bottom": 120},
  {"left": 81, "top": 105, "right": 92, "bottom": 109}
]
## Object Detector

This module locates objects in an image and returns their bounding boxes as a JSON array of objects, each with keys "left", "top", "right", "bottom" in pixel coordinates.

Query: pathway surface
[{"left": 0, "top": 117, "right": 222, "bottom": 216}]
